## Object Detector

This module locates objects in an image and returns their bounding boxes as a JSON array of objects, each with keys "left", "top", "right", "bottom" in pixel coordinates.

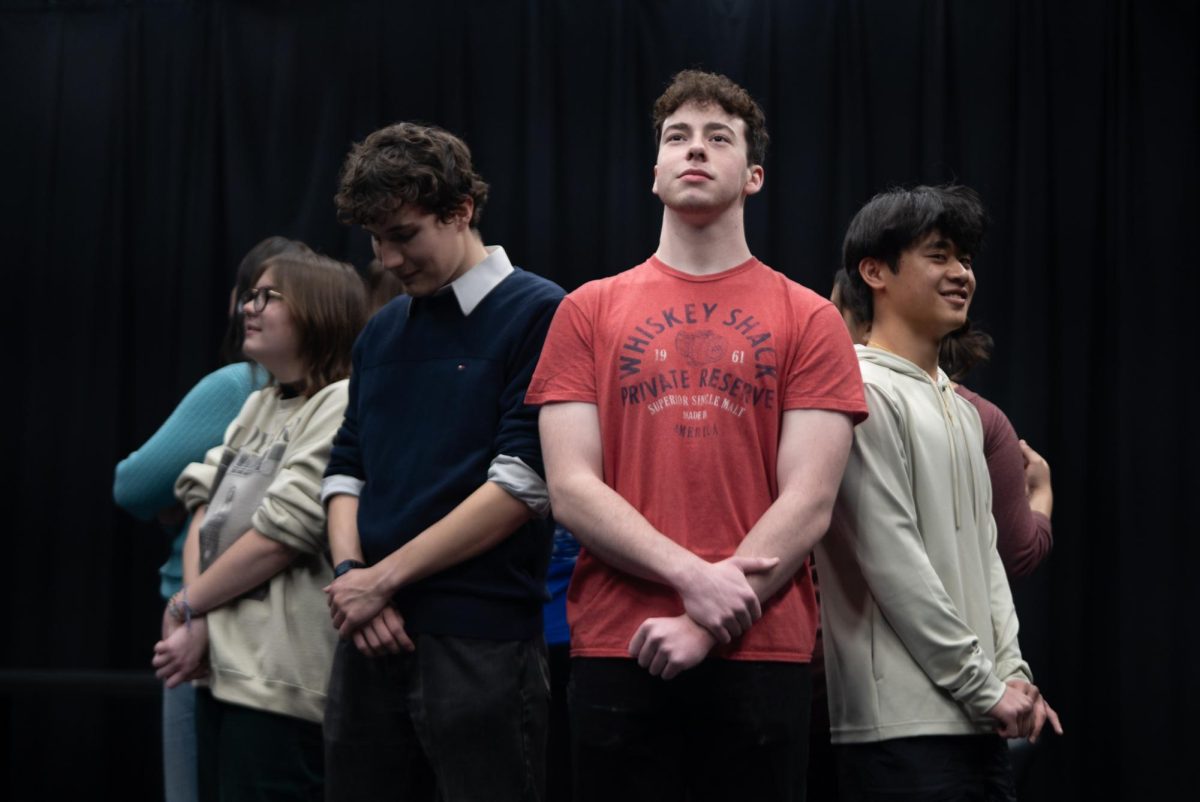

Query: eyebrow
[
  {"left": 663, "top": 121, "right": 738, "bottom": 138},
  {"left": 368, "top": 223, "right": 415, "bottom": 237}
]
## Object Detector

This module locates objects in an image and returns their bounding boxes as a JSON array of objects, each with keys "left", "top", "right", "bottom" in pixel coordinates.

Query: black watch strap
[{"left": 333, "top": 559, "right": 367, "bottom": 579}]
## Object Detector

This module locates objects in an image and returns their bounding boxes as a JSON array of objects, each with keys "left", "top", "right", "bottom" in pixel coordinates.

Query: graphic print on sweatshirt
[
  {"left": 615, "top": 300, "right": 778, "bottom": 440},
  {"left": 199, "top": 422, "right": 291, "bottom": 600}
]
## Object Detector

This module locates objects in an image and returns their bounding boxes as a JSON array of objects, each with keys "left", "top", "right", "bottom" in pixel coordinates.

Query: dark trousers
[
  {"left": 570, "top": 657, "right": 812, "bottom": 802},
  {"left": 323, "top": 633, "right": 550, "bottom": 802},
  {"left": 545, "top": 643, "right": 573, "bottom": 802},
  {"left": 834, "top": 734, "right": 1017, "bottom": 802},
  {"left": 195, "top": 689, "right": 324, "bottom": 802}
]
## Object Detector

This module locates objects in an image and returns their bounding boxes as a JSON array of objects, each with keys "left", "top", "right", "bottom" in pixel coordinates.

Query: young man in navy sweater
[{"left": 320, "top": 122, "right": 564, "bottom": 801}]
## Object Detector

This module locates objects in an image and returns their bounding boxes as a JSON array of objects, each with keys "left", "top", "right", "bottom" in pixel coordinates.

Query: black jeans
[
  {"left": 570, "top": 657, "right": 812, "bottom": 802},
  {"left": 834, "top": 734, "right": 1017, "bottom": 802},
  {"left": 194, "top": 689, "right": 324, "bottom": 802},
  {"left": 323, "top": 633, "right": 549, "bottom": 802}
]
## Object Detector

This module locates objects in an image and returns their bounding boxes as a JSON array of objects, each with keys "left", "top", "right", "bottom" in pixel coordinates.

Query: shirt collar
[{"left": 437, "top": 246, "right": 514, "bottom": 315}]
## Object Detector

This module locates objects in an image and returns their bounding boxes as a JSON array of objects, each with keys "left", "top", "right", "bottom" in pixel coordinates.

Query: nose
[
  {"left": 686, "top": 137, "right": 707, "bottom": 160},
  {"left": 376, "top": 241, "right": 405, "bottom": 270},
  {"left": 242, "top": 295, "right": 258, "bottom": 316}
]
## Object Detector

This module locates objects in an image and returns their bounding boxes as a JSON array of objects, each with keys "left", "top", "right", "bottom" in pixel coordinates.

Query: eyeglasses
[{"left": 239, "top": 287, "right": 286, "bottom": 314}]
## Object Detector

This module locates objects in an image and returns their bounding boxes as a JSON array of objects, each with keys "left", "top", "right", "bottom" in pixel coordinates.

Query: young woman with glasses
[
  {"left": 114, "top": 235, "right": 307, "bottom": 802},
  {"left": 152, "top": 250, "right": 367, "bottom": 801}
]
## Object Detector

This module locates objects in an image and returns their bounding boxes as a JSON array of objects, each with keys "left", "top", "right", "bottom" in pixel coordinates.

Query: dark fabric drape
[{"left": 2, "top": 1, "right": 1194, "bottom": 799}]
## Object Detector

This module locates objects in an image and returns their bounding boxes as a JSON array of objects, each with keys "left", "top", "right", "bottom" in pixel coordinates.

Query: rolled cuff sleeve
[
  {"left": 488, "top": 455, "right": 550, "bottom": 518},
  {"left": 321, "top": 474, "right": 365, "bottom": 505}
]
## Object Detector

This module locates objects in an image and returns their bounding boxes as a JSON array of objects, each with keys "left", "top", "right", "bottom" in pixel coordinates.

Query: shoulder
[
  {"left": 954, "top": 385, "right": 1009, "bottom": 445},
  {"left": 559, "top": 261, "right": 657, "bottom": 312},
  {"left": 955, "top": 384, "right": 1001, "bottom": 424},
  {"left": 194, "top": 361, "right": 262, "bottom": 398},
  {"left": 306, "top": 379, "right": 351, "bottom": 410},
  {"left": 746, "top": 262, "right": 845, "bottom": 334},
  {"left": 505, "top": 267, "right": 566, "bottom": 301}
]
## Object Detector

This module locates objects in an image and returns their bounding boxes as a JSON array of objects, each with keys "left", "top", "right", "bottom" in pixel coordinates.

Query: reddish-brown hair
[
  {"left": 652, "top": 70, "right": 770, "bottom": 166},
  {"left": 253, "top": 252, "right": 367, "bottom": 398}
]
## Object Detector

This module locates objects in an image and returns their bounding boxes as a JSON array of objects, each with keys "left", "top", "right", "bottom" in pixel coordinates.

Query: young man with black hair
[
  {"left": 528, "top": 70, "right": 867, "bottom": 801},
  {"left": 319, "top": 122, "right": 564, "bottom": 801},
  {"left": 818, "top": 185, "right": 1061, "bottom": 800}
]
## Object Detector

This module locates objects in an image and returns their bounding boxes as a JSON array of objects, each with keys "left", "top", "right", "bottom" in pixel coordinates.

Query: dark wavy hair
[
  {"left": 653, "top": 70, "right": 770, "bottom": 167},
  {"left": 842, "top": 184, "right": 988, "bottom": 322},
  {"left": 335, "top": 122, "right": 490, "bottom": 228},
  {"left": 939, "top": 321, "right": 995, "bottom": 382},
  {"left": 220, "top": 236, "right": 311, "bottom": 364},
  {"left": 251, "top": 252, "right": 367, "bottom": 398}
]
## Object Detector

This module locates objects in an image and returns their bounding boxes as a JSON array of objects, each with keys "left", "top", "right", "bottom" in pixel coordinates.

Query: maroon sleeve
[{"left": 962, "top": 388, "right": 1053, "bottom": 578}]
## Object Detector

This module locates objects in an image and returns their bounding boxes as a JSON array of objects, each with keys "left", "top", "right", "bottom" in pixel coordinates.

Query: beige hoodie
[
  {"left": 176, "top": 380, "right": 348, "bottom": 724},
  {"left": 816, "top": 346, "right": 1030, "bottom": 744}
]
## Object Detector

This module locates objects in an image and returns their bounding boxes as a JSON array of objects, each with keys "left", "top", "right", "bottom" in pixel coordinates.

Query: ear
[
  {"left": 742, "top": 164, "right": 765, "bottom": 197},
  {"left": 859, "top": 257, "right": 889, "bottom": 291},
  {"left": 452, "top": 197, "right": 475, "bottom": 229},
  {"left": 651, "top": 163, "right": 660, "bottom": 197}
]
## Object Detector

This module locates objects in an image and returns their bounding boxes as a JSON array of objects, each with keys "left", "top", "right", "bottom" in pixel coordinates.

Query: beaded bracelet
[{"left": 167, "top": 587, "right": 198, "bottom": 630}]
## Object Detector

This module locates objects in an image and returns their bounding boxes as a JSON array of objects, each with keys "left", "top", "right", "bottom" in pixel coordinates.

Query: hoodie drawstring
[{"left": 933, "top": 379, "right": 963, "bottom": 530}]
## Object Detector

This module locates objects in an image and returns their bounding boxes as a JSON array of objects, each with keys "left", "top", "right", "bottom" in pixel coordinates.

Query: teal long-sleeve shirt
[{"left": 113, "top": 362, "right": 262, "bottom": 598}]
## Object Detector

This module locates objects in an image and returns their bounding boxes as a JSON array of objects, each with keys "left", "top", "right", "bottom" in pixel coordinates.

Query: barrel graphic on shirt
[{"left": 616, "top": 301, "right": 779, "bottom": 438}]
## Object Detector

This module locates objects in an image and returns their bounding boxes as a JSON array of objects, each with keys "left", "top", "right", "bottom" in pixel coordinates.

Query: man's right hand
[
  {"left": 1005, "top": 678, "right": 1063, "bottom": 742},
  {"left": 350, "top": 605, "right": 414, "bottom": 658},
  {"left": 677, "top": 555, "right": 779, "bottom": 643},
  {"left": 988, "top": 680, "right": 1037, "bottom": 737}
]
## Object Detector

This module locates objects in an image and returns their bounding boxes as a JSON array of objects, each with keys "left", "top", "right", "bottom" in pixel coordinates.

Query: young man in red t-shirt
[{"left": 527, "top": 70, "right": 868, "bottom": 802}]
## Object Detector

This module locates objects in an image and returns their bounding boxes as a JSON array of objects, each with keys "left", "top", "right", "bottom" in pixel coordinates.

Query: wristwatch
[{"left": 333, "top": 559, "right": 367, "bottom": 579}]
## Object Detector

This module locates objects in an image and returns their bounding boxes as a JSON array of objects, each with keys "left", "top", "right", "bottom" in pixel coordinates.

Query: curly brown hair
[
  {"left": 652, "top": 70, "right": 770, "bottom": 167},
  {"left": 334, "top": 122, "right": 490, "bottom": 228},
  {"left": 252, "top": 252, "right": 367, "bottom": 398}
]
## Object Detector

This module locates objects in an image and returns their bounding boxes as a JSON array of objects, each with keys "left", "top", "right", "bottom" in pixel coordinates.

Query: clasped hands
[
  {"left": 988, "top": 678, "right": 1064, "bottom": 743},
  {"left": 324, "top": 565, "right": 414, "bottom": 658},
  {"left": 152, "top": 604, "right": 209, "bottom": 689},
  {"left": 628, "top": 555, "right": 778, "bottom": 680}
]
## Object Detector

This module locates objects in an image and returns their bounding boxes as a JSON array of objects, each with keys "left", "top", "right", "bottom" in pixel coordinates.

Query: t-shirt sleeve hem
[
  {"left": 525, "top": 390, "right": 598, "bottom": 406},
  {"left": 781, "top": 395, "right": 869, "bottom": 422}
]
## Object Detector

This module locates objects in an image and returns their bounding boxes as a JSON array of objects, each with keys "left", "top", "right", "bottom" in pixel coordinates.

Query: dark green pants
[{"left": 195, "top": 689, "right": 324, "bottom": 802}]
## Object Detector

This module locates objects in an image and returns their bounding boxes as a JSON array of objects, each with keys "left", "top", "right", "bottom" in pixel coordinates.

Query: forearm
[
  {"left": 182, "top": 506, "right": 206, "bottom": 586},
  {"left": 372, "top": 481, "right": 534, "bottom": 596},
  {"left": 549, "top": 469, "right": 705, "bottom": 592},
  {"left": 187, "top": 528, "right": 296, "bottom": 614},
  {"left": 1028, "top": 487, "right": 1053, "bottom": 519},
  {"left": 327, "top": 494, "right": 364, "bottom": 565},
  {"left": 736, "top": 408, "right": 852, "bottom": 602},
  {"left": 735, "top": 483, "right": 836, "bottom": 602}
]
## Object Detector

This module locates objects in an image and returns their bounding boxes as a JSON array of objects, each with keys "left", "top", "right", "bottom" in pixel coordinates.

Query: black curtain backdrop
[{"left": 1, "top": 1, "right": 1195, "bottom": 799}]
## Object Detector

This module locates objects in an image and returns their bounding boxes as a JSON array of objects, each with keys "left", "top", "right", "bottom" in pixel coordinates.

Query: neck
[
  {"left": 866, "top": 317, "right": 942, "bottom": 379},
  {"left": 449, "top": 231, "right": 490, "bottom": 285},
  {"left": 655, "top": 204, "right": 752, "bottom": 275},
  {"left": 260, "top": 357, "right": 305, "bottom": 388}
]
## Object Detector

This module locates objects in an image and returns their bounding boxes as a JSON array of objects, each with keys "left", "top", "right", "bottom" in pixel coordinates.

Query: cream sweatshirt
[
  {"left": 176, "top": 380, "right": 348, "bottom": 724},
  {"left": 816, "top": 346, "right": 1030, "bottom": 744}
]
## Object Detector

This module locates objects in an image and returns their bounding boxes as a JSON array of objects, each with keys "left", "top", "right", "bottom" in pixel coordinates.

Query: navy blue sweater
[{"left": 326, "top": 268, "right": 564, "bottom": 640}]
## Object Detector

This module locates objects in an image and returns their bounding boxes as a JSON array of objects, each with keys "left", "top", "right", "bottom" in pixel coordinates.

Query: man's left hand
[
  {"left": 325, "top": 567, "right": 390, "bottom": 638},
  {"left": 628, "top": 614, "right": 716, "bottom": 680}
]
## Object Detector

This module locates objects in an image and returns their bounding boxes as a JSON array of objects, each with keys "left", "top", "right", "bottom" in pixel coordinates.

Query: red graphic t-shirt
[{"left": 527, "top": 256, "right": 867, "bottom": 662}]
